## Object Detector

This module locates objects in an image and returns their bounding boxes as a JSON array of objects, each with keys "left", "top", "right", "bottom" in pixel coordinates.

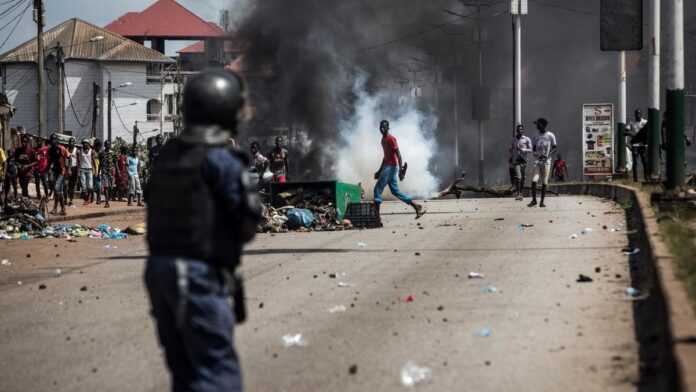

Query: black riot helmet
[{"left": 180, "top": 69, "right": 247, "bottom": 145}]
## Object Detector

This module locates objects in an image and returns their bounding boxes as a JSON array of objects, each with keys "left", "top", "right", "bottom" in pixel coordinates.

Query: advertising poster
[{"left": 582, "top": 104, "right": 614, "bottom": 177}]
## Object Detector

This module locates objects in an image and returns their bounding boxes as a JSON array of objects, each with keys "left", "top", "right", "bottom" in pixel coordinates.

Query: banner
[{"left": 582, "top": 104, "right": 614, "bottom": 177}]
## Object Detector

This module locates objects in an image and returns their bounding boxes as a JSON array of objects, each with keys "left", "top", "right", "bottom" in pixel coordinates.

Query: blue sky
[{"left": 0, "top": 0, "right": 230, "bottom": 56}]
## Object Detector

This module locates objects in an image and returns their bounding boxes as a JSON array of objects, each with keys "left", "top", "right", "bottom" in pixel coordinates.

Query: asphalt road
[{"left": 0, "top": 196, "right": 640, "bottom": 391}]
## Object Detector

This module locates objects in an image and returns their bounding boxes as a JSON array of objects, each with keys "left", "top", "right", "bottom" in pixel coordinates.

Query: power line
[
  {"left": 0, "top": 0, "right": 27, "bottom": 20},
  {"left": 63, "top": 67, "right": 90, "bottom": 127},
  {"left": 0, "top": 0, "right": 29, "bottom": 52}
]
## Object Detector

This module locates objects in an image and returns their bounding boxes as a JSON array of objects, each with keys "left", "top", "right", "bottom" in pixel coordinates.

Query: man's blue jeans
[
  {"left": 373, "top": 164, "right": 412, "bottom": 204},
  {"left": 145, "top": 257, "right": 242, "bottom": 392}
]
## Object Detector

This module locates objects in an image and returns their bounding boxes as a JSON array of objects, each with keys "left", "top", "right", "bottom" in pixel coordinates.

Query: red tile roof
[{"left": 105, "top": 0, "right": 223, "bottom": 39}]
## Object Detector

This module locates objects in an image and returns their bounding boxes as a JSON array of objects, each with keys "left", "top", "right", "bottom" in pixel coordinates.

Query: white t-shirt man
[
  {"left": 532, "top": 131, "right": 557, "bottom": 185},
  {"left": 510, "top": 135, "right": 533, "bottom": 163}
]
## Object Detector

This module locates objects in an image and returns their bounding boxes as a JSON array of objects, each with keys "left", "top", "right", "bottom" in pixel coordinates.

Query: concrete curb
[
  {"left": 550, "top": 182, "right": 696, "bottom": 391},
  {"left": 47, "top": 207, "right": 145, "bottom": 223}
]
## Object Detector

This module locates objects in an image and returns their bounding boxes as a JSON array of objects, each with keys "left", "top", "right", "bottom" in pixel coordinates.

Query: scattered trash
[
  {"left": 622, "top": 247, "right": 640, "bottom": 255},
  {"left": 281, "top": 334, "right": 307, "bottom": 347},
  {"left": 328, "top": 305, "right": 347, "bottom": 313},
  {"left": 400, "top": 361, "right": 432, "bottom": 387},
  {"left": 337, "top": 282, "right": 352, "bottom": 288},
  {"left": 1, "top": 259, "right": 10, "bottom": 266},
  {"left": 17, "top": 281, "right": 22, "bottom": 286},
  {"left": 80, "top": 286, "right": 88, "bottom": 292},
  {"left": 286, "top": 208, "right": 316, "bottom": 229},
  {"left": 54, "top": 269, "right": 62, "bottom": 277},
  {"left": 357, "top": 242, "right": 367, "bottom": 248},
  {"left": 404, "top": 295, "right": 415, "bottom": 303},
  {"left": 125, "top": 223, "right": 146, "bottom": 235},
  {"left": 494, "top": 218, "right": 505, "bottom": 221},
  {"left": 519, "top": 224, "right": 534, "bottom": 228},
  {"left": 576, "top": 274, "right": 593, "bottom": 283},
  {"left": 475, "top": 328, "right": 492, "bottom": 337},
  {"left": 595, "top": 267, "right": 601, "bottom": 273},
  {"left": 569, "top": 234, "right": 578, "bottom": 239},
  {"left": 349, "top": 364, "right": 358, "bottom": 375},
  {"left": 626, "top": 287, "right": 639, "bottom": 297},
  {"left": 38, "top": 284, "right": 47, "bottom": 290},
  {"left": 481, "top": 286, "right": 498, "bottom": 293},
  {"left": 468, "top": 272, "right": 484, "bottom": 279},
  {"left": 580, "top": 228, "right": 593, "bottom": 235}
]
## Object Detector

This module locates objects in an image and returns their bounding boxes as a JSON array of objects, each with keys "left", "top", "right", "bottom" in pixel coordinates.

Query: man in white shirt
[
  {"left": 509, "top": 124, "right": 532, "bottom": 201},
  {"left": 626, "top": 109, "right": 648, "bottom": 181},
  {"left": 528, "top": 118, "right": 557, "bottom": 208}
]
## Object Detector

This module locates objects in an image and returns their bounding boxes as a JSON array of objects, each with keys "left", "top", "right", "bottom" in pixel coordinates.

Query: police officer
[{"left": 145, "top": 69, "right": 262, "bottom": 392}]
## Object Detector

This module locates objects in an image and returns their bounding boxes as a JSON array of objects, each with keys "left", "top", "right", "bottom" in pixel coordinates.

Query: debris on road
[
  {"left": 400, "top": 361, "right": 432, "bottom": 387},
  {"left": 569, "top": 234, "right": 578, "bottom": 239},
  {"left": 576, "top": 274, "right": 593, "bottom": 283},
  {"left": 403, "top": 295, "right": 415, "bottom": 303},
  {"left": 328, "top": 305, "right": 347, "bottom": 313},
  {"left": 1, "top": 259, "right": 10, "bottom": 266},
  {"left": 580, "top": 228, "right": 593, "bottom": 235},
  {"left": 468, "top": 272, "right": 484, "bottom": 279},
  {"left": 475, "top": 328, "right": 492, "bottom": 337},
  {"left": 281, "top": 334, "right": 307, "bottom": 347},
  {"left": 481, "top": 286, "right": 498, "bottom": 293},
  {"left": 626, "top": 287, "right": 639, "bottom": 297},
  {"left": 125, "top": 223, "right": 146, "bottom": 235},
  {"left": 38, "top": 284, "right": 46, "bottom": 290},
  {"left": 349, "top": 364, "right": 358, "bottom": 375},
  {"left": 0, "top": 221, "right": 128, "bottom": 241},
  {"left": 54, "top": 269, "right": 62, "bottom": 277},
  {"left": 357, "top": 242, "right": 367, "bottom": 248},
  {"left": 622, "top": 247, "right": 640, "bottom": 255},
  {"left": 337, "top": 282, "right": 352, "bottom": 288}
]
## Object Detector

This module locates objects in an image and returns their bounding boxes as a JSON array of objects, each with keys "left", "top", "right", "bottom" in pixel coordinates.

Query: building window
[
  {"left": 147, "top": 99, "right": 161, "bottom": 121},
  {"left": 146, "top": 64, "right": 162, "bottom": 84}
]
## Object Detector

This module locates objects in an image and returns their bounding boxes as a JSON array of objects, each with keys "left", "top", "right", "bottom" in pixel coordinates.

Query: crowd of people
[{"left": 0, "top": 129, "right": 161, "bottom": 215}]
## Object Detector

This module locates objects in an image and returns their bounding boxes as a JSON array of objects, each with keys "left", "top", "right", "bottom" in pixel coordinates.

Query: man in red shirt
[
  {"left": 34, "top": 138, "right": 50, "bottom": 199},
  {"left": 373, "top": 120, "right": 426, "bottom": 219},
  {"left": 47, "top": 134, "right": 69, "bottom": 215}
]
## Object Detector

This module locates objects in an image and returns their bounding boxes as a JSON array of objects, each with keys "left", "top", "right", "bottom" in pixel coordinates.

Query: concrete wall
[
  {"left": 102, "top": 63, "right": 176, "bottom": 144},
  {"left": 64, "top": 61, "right": 100, "bottom": 140},
  {"left": 2, "top": 64, "right": 38, "bottom": 133}
]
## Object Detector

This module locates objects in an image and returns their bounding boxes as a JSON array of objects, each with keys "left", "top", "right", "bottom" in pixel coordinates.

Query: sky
[{"left": 0, "top": 0, "right": 231, "bottom": 56}]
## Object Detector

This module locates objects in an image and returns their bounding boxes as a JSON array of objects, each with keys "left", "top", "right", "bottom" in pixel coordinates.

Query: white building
[{"left": 0, "top": 18, "right": 177, "bottom": 142}]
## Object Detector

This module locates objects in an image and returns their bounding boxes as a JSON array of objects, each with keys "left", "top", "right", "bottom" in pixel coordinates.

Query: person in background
[
  {"left": 15, "top": 134, "right": 35, "bottom": 198},
  {"left": 269, "top": 136, "right": 289, "bottom": 183},
  {"left": 250, "top": 141, "right": 269, "bottom": 188},
  {"left": 65, "top": 137, "right": 78, "bottom": 205},
  {"left": 77, "top": 139, "right": 96, "bottom": 204},
  {"left": 99, "top": 140, "right": 115, "bottom": 208},
  {"left": 509, "top": 124, "right": 532, "bottom": 201},
  {"left": 626, "top": 109, "right": 648, "bottom": 182},
  {"left": 553, "top": 154, "right": 568, "bottom": 182},
  {"left": 92, "top": 139, "right": 103, "bottom": 204},
  {"left": 3, "top": 149, "right": 18, "bottom": 205},
  {"left": 33, "top": 137, "right": 50, "bottom": 199},
  {"left": 48, "top": 134, "right": 69, "bottom": 216},
  {"left": 115, "top": 146, "right": 129, "bottom": 201},
  {"left": 149, "top": 134, "right": 164, "bottom": 170},
  {"left": 127, "top": 146, "right": 143, "bottom": 206}
]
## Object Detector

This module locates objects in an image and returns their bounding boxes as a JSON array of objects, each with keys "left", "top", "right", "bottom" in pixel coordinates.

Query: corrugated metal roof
[
  {"left": 0, "top": 18, "right": 174, "bottom": 64},
  {"left": 105, "top": 0, "right": 223, "bottom": 38},
  {"left": 177, "top": 39, "right": 244, "bottom": 54}
]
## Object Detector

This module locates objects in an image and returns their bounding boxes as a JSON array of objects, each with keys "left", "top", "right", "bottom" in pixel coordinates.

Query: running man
[
  {"left": 528, "top": 118, "right": 557, "bottom": 208},
  {"left": 509, "top": 124, "right": 532, "bottom": 201},
  {"left": 373, "top": 120, "right": 425, "bottom": 219}
]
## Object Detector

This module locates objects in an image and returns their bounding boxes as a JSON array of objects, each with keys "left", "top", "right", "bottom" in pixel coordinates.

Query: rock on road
[{"left": 0, "top": 196, "right": 639, "bottom": 391}]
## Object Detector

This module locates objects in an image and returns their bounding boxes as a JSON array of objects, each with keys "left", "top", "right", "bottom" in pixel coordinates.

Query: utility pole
[
  {"left": 56, "top": 42, "right": 65, "bottom": 134},
  {"left": 665, "top": 0, "right": 685, "bottom": 190},
  {"left": 476, "top": 1, "right": 484, "bottom": 186},
  {"left": 33, "top": 0, "right": 45, "bottom": 137},
  {"left": 107, "top": 81, "right": 112, "bottom": 141},
  {"left": 617, "top": 51, "right": 627, "bottom": 173},
  {"left": 511, "top": 0, "right": 526, "bottom": 134},
  {"left": 91, "top": 82, "right": 99, "bottom": 137},
  {"left": 647, "top": 0, "right": 661, "bottom": 180},
  {"left": 453, "top": 53, "right": 460, "bottom": 173}
]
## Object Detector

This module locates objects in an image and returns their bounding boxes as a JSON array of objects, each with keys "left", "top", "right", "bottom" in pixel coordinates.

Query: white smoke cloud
[{"left": 332, "top": 81, "right": 439, "bottom": 200}]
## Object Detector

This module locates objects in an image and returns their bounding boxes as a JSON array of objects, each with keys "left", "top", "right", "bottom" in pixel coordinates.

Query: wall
[
  {"left": 101, "top": 62, "right": 176, "bottom": 144},
  {"left": 3, "top": 63, "right": 38, "bottom": 133},
  {"left": 63, "top": 60, "right": 100, "bottom": 140}
]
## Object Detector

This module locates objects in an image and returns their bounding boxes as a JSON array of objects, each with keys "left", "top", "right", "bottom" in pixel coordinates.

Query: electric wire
[
  {"left": 0, "top": 0, "right": 27, "bottom": 20},
  {"left": 0, "top": 0, "right": 30, "bottom": 52}
]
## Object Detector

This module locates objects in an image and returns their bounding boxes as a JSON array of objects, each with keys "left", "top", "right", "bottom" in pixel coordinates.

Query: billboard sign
[{"left": 582, "top": 103, "right": 614, "bottom": 177}]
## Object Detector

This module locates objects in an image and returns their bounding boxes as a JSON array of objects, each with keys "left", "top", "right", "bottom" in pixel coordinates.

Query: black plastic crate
[{"left": 344, "top": 202, "right": 382, "bottom": 228}]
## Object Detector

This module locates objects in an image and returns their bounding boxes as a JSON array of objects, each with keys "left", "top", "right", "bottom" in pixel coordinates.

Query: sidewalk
[{"left": 48, "top": 200, "right": 145, "bottom": 223}]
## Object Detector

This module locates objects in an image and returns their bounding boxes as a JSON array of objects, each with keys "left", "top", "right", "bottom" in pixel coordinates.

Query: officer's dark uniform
[{"left": 145, "top": 70, "right": 261, "bottom": 392}]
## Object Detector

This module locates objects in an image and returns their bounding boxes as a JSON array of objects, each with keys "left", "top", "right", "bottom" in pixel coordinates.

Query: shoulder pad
[{"left": 229, "top": 147, "right": 250, "bottom": 166}]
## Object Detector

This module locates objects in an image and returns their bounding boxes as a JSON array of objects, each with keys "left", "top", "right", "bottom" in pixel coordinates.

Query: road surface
[{"left": 0, "top": 196, "right": 640, "bottom": 391}]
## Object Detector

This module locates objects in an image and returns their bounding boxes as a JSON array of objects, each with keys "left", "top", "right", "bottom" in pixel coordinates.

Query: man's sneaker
[
  {"left": 527, "top": 200, "right": 537, "bottom": 207},
  {"left": 539, "top": 202, "right": 546, "bottom": 208},
  {"left": 414, "top": 204, "right": 427, "bottom": 219},
  {"left": 515, "top": 194, "right": 523, "bottom": 201}
]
